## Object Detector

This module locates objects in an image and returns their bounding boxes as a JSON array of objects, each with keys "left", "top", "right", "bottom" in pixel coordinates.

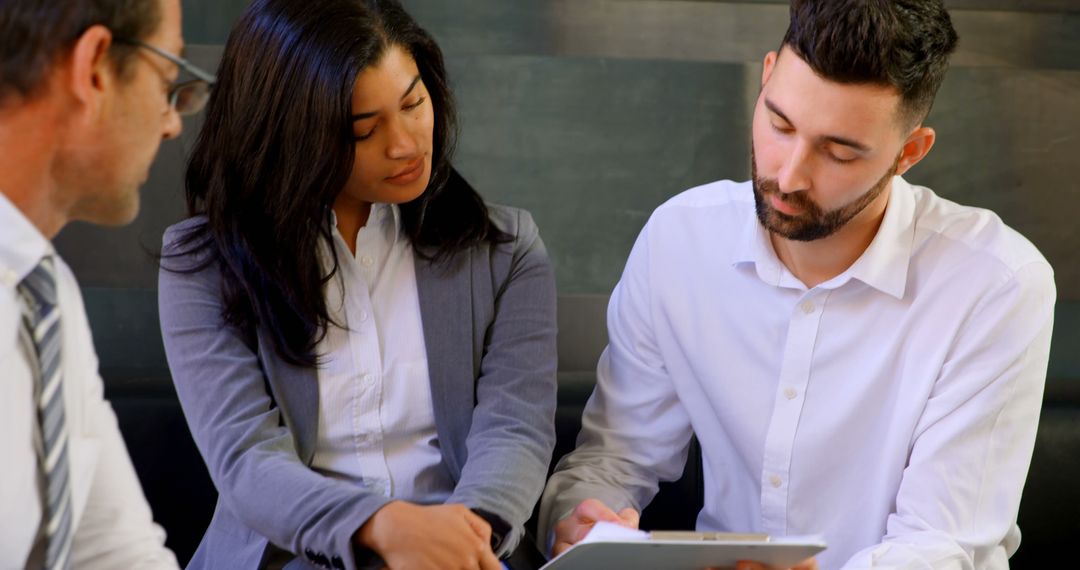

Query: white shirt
[
  {"left": 0, "top": 193, "right": 178, "bottom": 569},
  {"left": 311, "top": 203, "right": 455, "bottom": 503},
  {"left": 541, "top": 177, "right": 1055, "bottom": 570}
]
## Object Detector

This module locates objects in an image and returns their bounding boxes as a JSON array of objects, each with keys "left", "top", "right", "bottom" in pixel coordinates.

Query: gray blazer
[{"left": 158, "top": 205, "right": 557, "bottom": 570}]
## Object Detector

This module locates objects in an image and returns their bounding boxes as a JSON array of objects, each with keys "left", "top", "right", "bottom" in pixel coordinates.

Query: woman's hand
[{"left": 357, "top": 501, "right": 501, "bottom": 570}]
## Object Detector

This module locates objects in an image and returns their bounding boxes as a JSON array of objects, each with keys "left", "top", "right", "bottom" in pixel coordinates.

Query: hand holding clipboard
[{"left": 545, "top": 500, "right": 824, "bottom": 570}]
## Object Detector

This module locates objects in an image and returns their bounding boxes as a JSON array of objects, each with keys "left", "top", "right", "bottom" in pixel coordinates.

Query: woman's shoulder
[
  {"left": 163, "top": 215, "right": 210, "bottom": 247},
  {"left": 160, "top": 215, "right": 214, "bottom": 272},
  {"left": 480, "top": 204, "right": 550, "bottom": 280},
  {"left": 485, "top": 204, "right": 539, "bottom": 244}
]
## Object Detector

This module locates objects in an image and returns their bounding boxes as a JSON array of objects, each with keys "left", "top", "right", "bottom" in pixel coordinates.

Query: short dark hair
[
  {"left": 781, "top": 0, "right": 958, "bottom": 128},
  {"left": 172, "top": 0, "right": 507, "bottom": 367},
  {"left": 0, "top": 0, "right": 162, "bottom": 104}
]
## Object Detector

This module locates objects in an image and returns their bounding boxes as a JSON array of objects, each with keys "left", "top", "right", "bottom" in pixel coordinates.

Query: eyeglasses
[{"left": 114, "top": 38, "right": 216, "bottom": 116}]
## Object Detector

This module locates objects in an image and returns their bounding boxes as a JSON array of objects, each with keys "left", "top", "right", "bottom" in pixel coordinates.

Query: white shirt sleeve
[
  {"left": 539, "top": 222, "right": 695, "bottom": 545},
  {"left": 61, "top": 269, "right": 179, "bottom": 569}
]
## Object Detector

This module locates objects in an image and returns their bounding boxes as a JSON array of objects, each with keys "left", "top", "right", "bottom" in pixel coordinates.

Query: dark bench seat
[{"left": 88, "top": 289, "right": 1079, "bottom": 567}]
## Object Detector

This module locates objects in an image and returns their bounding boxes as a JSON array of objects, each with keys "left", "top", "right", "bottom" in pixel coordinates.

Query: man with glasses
[{"left": 0, "top": 0, "right": 213, "bottom": 567}]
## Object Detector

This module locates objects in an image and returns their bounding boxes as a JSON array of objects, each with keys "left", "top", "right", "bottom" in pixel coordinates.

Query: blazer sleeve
[
  {"left": 157, "top": 225, "right": 390, "bottom": 570},
  {"left": 446, "top": 209, "right": 559, "bottom": 556}
]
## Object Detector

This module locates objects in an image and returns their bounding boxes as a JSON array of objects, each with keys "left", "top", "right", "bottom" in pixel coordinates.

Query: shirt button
[
  {"left": 784, "top": 387, "right": 797, "bottom": 400},
  {"left": 769, "top": 474, "right": 782, "bottom": 488},
  {"left": 800, "top": 300, "right": 815, "bottom": 314},
  {"left": 360, "top": 256, "right": 374, "bottom": 267},
  {"left": 362, "top": 374, "right": 375, "bottom": 386},
  {"left": 359, "top": 310, "right": 369, "bottom": 322}
]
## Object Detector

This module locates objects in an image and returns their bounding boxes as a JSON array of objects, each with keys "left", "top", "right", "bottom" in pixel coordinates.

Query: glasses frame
[{"left": 114, "top": 38, "right": 217, "bottom": 115}]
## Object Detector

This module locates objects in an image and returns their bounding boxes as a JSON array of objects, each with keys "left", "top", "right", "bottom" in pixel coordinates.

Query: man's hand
[
  {"left": 357, "top": 501, "right": 501, "bottom": 570},
  {"left": 707, "top": 557, "right": 818, "bottom": 570},
  {"left": 551, "top": 498, "right": 640, "bottom": 556}
]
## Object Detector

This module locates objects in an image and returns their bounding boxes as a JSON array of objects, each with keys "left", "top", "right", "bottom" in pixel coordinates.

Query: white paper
[{"left": 578, "top": 521, "right": 650, "bottom": 544}]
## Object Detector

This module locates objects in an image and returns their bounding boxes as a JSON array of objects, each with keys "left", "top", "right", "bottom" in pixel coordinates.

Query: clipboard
[{"left": 540, "top": 527, "right": 827, "bottom": 570}]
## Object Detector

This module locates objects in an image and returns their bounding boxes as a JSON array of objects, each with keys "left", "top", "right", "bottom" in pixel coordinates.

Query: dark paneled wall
[
  {"left": 47, "top": 0, "right": 1079, "bottom": 565},
  {"left": 56, "top": 0, "right": 1080, "bottom": 376}
]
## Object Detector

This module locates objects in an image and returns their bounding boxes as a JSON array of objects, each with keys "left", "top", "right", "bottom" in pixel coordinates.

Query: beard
[{"left": 752, "top": 149, "right": 899, "bottom": 242}]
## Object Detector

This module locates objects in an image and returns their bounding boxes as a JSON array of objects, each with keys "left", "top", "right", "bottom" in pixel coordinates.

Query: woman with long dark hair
[{"left": 157, "top": 1, "right": 556, "bottom": 568}]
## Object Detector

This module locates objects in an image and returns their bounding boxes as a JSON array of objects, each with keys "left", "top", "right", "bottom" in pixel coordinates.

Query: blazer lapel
[
  {"left": 415, "top": 249, "right": 475, "bottom": 477},
  {"left": 256, "top": 331, "right": 320, "bottom": 465},
  {"left": 249, "top": 248, "right": 476, "bottom": 472}
]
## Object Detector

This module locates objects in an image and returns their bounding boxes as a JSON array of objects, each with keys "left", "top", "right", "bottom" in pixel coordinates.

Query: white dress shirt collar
[
  {"left": 0, "top": 191, "right": 53, "bottom": 287},
  {"left": 541, "top": 176, "right": 1055, "bottom": 569},
  {"left": 0, "top": 191, "right": 180, "bottom": 568},
  {"left": 328, "top": 202, "right": 403, "bottom": 252},
  {"left": 731, "top": 176, "right": 915, "bottom": 299}
]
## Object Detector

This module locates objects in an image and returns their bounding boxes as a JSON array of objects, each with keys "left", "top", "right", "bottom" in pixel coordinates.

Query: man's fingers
[
  {"left": 731, "top": 557, "right": 816, "bottom": 570},
  {"left": 554, "top": 498, "right": 628, "bottom": 555},
  {"left": 616, "top": 507, "right": 640, "bottom": 529},
  {"left": 573, "top": 498, "right": 621, "bottom": 524},
  {"left": 569, "top": 520, "right": 598, "bottom": 545},
  {"left": 552, "top": 513, "right": 594, "bottom": 552}
]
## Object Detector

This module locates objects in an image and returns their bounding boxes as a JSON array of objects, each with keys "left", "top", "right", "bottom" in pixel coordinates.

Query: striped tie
[{"left": 18, "top": 256, "right": 73, "bottom": 570}]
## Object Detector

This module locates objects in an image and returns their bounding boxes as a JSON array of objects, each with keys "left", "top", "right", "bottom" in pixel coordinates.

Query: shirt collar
[
  {"left": 841, "top": 176, "right": 915, "bottom": 300},
  {"left": 730, "top": 188, "right": 803, "bottom": 289},
  {"left": 730, "top": 176, "right": 916, "bottom": 299},
  {"left": 0, "top": 191, "right": 53, "bottom": 288},
  {"left": 376, "top": 202, "right": 404, "bottom": 244},
  {"left": 328, "top": 202, "right": 404, "bottom": 251},
  {"left": 729, "top": 183, "right": 761, "bottom": 263}
]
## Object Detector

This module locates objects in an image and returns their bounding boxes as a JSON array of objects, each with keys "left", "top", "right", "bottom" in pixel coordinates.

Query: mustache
[{"left": 754, "top": 176, "right": 819, "bottom": 214}]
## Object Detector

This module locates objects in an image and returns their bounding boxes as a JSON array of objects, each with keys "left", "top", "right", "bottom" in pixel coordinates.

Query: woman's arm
[
  {"left": 157, "top": 225, "right": 389, "bottom": 570},
  {"left": 447, "top": 209, "right": 559, "bottom": 556}
]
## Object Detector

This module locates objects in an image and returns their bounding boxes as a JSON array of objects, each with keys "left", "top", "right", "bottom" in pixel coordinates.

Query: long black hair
[{"left": 167, "top": 0, "right": 507, "bottom": 367}]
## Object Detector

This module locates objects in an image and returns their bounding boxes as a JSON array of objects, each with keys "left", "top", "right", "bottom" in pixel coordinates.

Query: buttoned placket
[
  {"left": 759, "top": 286, "right": 831, "bottom": 535},
  {"left": 344, "top": 211, "right": 393, "bottom": 497},
  {"left": 1, "top": 266, "right": 18, "bottom": 287}
]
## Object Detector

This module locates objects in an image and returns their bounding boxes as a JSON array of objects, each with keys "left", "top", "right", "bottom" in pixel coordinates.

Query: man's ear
[
  {"left": 896, "top": 126, "right": 936, "bottom": 176},
  {"left": 761, "top": 50, "right": 778, "bottom": 87},
  {"left": 66, "top": 25, "right": 116, "bottom": 120}
]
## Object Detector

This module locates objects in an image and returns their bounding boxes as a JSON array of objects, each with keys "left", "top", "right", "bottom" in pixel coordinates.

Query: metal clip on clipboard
[{"left": 650, "top": 531, "right": 771, "bottom": 542}]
